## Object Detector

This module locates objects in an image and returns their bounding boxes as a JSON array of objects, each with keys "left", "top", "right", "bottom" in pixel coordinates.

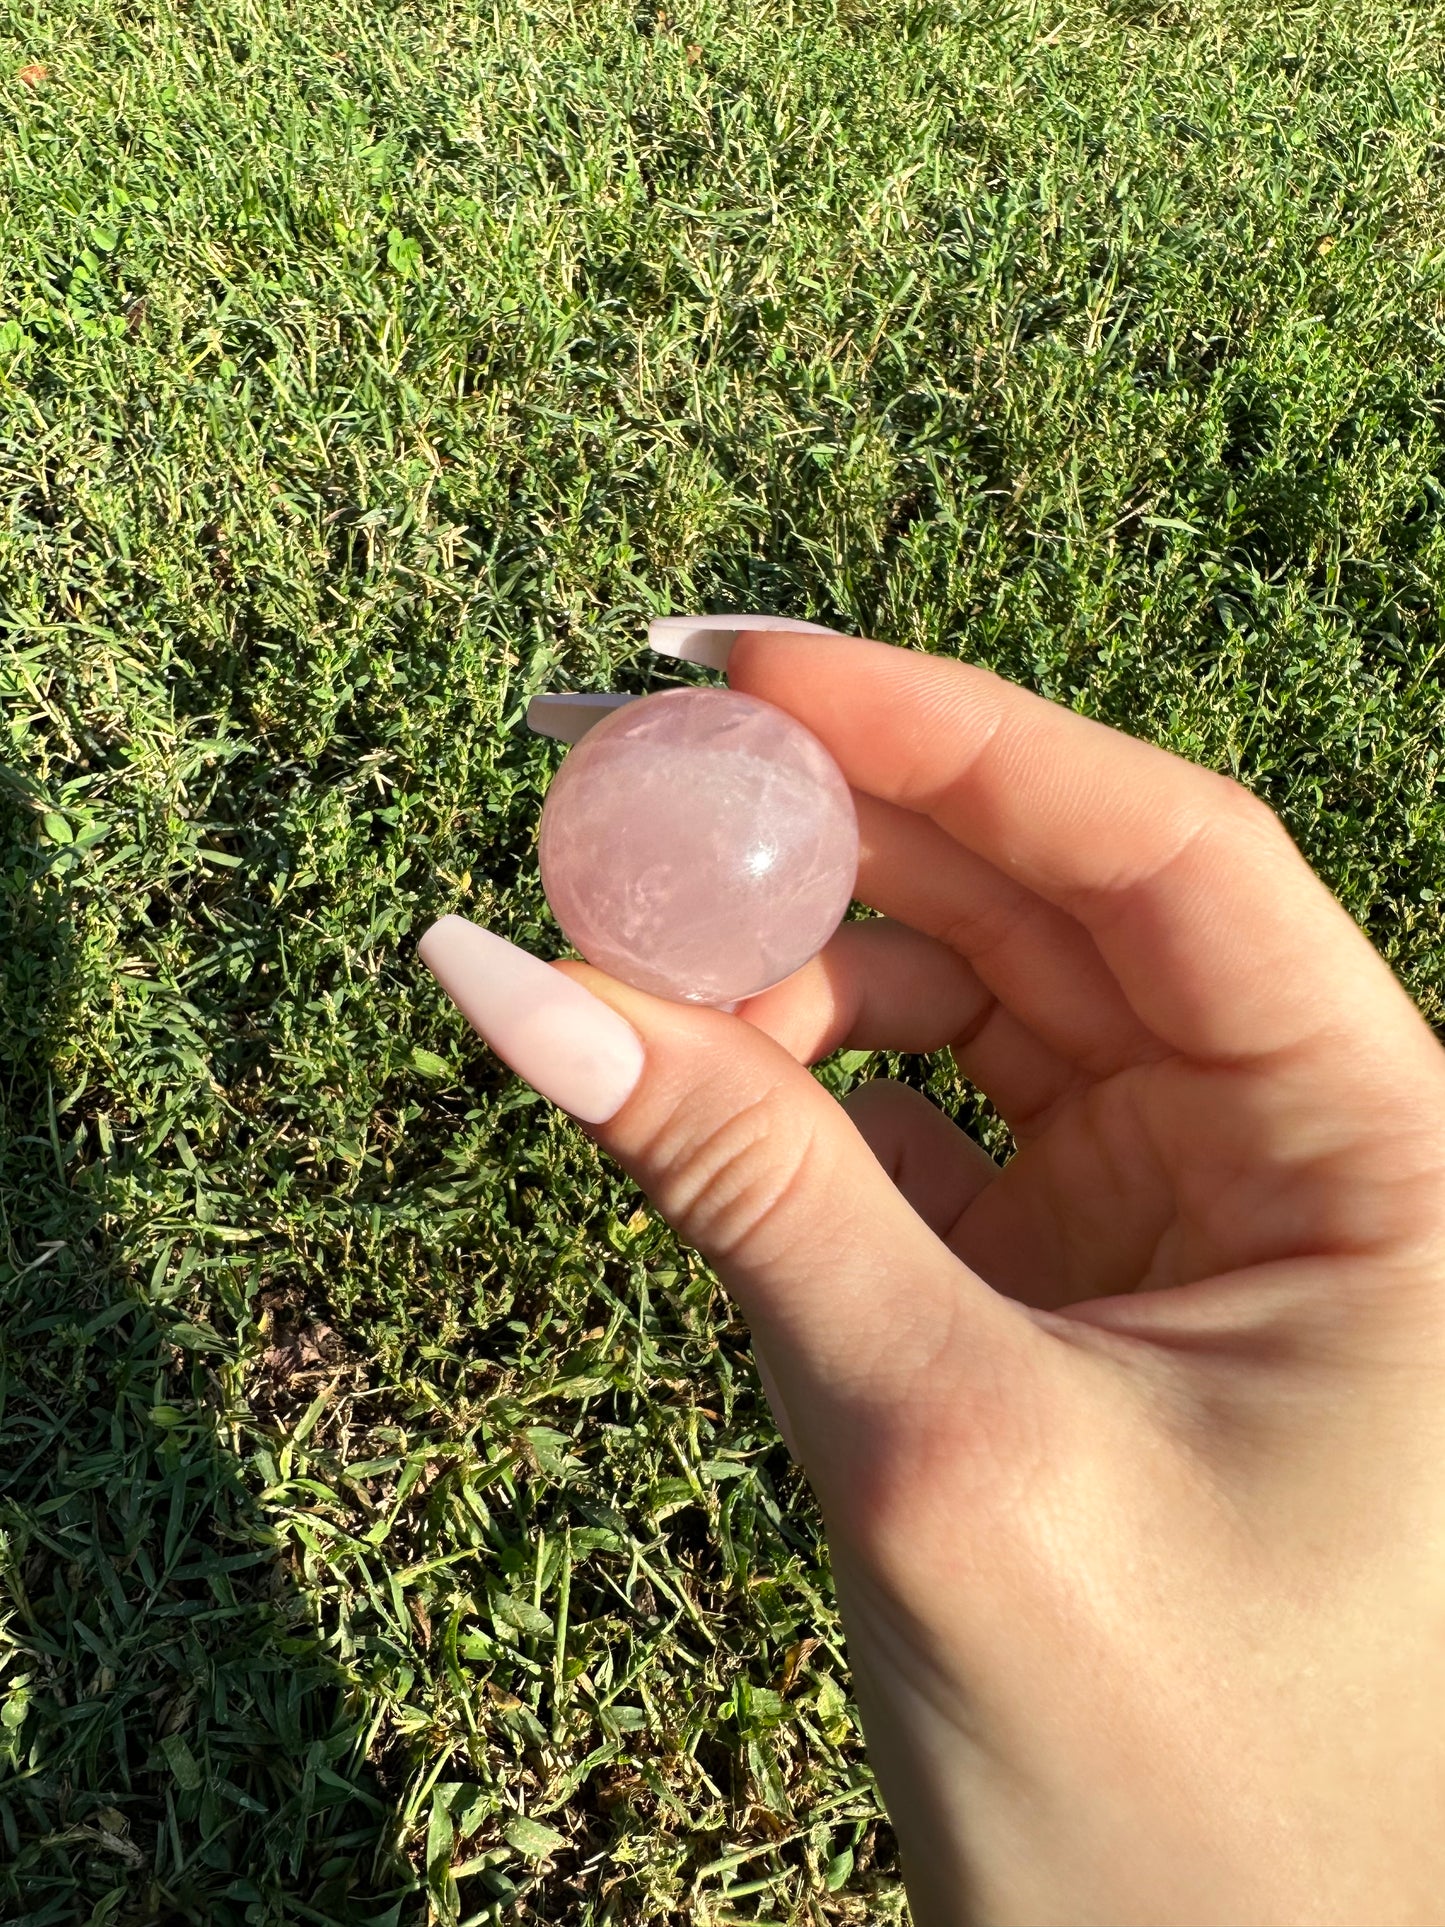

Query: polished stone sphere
[{"left": 539, "top": 687, "right": 858, "bottom": 1005}]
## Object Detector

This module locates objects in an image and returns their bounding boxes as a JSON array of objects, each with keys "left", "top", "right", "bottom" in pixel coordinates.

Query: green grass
[{"left": 2, "top": 0, "right": 1444, "bottom": 1918}]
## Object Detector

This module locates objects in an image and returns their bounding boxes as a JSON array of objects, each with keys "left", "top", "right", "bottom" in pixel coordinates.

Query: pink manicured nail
[
  {"left": 526, "top": 691, "right": 638, "bottom": 742},
  {"left": 418, "top": 916, "right": 644, "bottom": 1124},
  {"left": 648, "top": 613, "right": 843, "bottom": 671}
]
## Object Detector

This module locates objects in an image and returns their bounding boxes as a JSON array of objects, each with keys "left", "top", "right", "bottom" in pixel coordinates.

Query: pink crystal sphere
[{"left": 539, "top": 687, "right": 858, "bottom": 1005}]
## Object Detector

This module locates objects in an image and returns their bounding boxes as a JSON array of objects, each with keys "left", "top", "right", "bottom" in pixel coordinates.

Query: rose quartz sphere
[{"left": 539, "top": 687, "right": 858, "bottom": 1005}]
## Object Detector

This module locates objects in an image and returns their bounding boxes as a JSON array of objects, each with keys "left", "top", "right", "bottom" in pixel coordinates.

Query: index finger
[{"left": 727, "top": 630, "right": 1420, "bottom": 1065}]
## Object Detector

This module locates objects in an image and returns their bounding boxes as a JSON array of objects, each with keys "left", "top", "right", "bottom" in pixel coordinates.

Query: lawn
[{"left": 2, "top": 0, "right": 1443, "bottom": 1920}]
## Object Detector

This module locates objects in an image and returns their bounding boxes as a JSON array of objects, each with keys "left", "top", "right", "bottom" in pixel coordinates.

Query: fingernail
[
  {"left": 648, "top": 613, "right": 843, "bottom": 672},
  {"left": 527, "top": 691, "right": 638, "bottom": 742},
  {"left": 418, "top": 916, "right": 644, "bottom": 1124}
]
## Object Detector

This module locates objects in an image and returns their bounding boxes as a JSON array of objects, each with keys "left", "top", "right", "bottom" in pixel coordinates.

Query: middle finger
[
  {"left": 855, "top": 791, "right": 1163, "bottom": 1078},
  {"left": 740, "top": 915, "right": 1087, "bottom": 1134}
]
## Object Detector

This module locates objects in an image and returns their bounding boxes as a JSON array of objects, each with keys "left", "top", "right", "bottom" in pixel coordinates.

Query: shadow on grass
[{"left": 0, "top": 793, "right": 413, "bottom": 1926}]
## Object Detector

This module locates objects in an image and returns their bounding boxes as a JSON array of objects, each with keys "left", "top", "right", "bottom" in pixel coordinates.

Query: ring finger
[{"left": 740, "top": 916, "right": 1086, "bottom": 1136}]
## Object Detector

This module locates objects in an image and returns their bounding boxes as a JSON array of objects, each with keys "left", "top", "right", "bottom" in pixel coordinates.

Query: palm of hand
[
  {"left": 748, "top": 943, "right": 1445, "bottom": 1927},
  {"left": 714, "top": 636, "right": 1445, "bottom": 1925}
]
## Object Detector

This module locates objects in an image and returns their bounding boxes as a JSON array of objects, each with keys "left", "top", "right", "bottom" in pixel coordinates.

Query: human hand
[{"left": 420, "top": 630, "right": 1445, "bottom": 1926}]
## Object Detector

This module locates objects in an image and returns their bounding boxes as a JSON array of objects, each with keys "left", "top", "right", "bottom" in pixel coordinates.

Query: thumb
[{"left": 419, "top": 916, "right": 1038, "bottom": 1449}]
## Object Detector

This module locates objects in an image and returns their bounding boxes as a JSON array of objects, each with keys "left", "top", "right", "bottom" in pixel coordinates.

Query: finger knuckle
[{"left": 648, "top": 1084, "right": 820, "bottom": 1266}]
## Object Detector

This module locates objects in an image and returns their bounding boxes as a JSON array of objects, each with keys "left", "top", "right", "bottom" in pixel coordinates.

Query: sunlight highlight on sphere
[{"left": 539, "top": 688, "right": 858, "bottom": 1005}]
